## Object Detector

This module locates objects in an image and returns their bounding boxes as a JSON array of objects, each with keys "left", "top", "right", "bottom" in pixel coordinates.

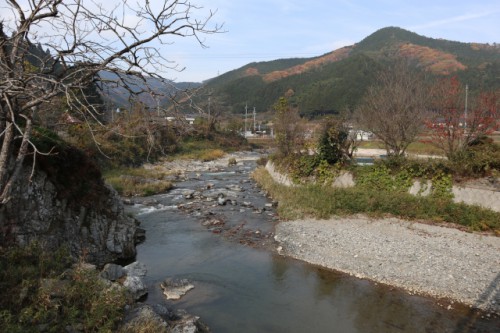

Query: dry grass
[
  {"left": 118, "top": 313, "right": 169, "bottom": 333},
  {"left": 171, "top": 148, "right": 225, "bottom": 162},
  {"left": 104, "top": 167, "right": 174, "bottom": 197},
  {"left": 247, "top": 136, "right": 276, "bottom": 149},
  {"left": 357, "top": 140, "right": 443, "bottom": 156},
  {"left": 199, "top": 148, "right": 225, "bottom": 162}
]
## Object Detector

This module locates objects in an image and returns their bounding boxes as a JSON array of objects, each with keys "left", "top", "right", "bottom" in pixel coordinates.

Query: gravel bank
[{"left": 275, "top": 216, "right": 500, "bottom": 314}]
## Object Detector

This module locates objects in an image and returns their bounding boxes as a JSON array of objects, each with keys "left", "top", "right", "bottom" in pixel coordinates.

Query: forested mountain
[
  {"left": 202, "top": 27, "right": 500, "bottom": 118},
  {"left": 98, "top": 71, "right": 202, "bottom": 110}
]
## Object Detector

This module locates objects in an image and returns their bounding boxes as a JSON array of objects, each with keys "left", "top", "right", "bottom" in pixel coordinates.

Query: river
[{"left": 126, "top": 152, "right": 499, "bottom": 333}]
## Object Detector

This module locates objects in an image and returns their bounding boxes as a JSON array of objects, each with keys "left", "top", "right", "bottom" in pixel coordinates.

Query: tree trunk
[
  {"left": 0, "top": 117, "right": 32, "bottom": 204},
  {"left": 0, "top": 121, "right": 14, "bottom": 188}
]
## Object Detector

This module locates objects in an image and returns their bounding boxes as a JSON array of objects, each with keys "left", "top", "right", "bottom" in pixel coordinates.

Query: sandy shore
[{"left": 274, "top": 216, "right": 500, "bottom": 314}]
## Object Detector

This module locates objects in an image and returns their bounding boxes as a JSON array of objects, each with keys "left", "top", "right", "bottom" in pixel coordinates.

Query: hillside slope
[{"left": 203, "top": 27, "right": 500, "bottom": 118}]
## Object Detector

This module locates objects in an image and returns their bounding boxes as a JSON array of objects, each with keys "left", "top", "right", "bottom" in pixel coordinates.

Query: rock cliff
[{"left": 0, "top": 146, "right": 138, "bottom": 266}]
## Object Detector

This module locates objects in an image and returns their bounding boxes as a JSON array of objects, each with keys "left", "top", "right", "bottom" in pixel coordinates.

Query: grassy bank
[
  {"left": 103, "top": 132, "right": 248, "bottom": 197},
  {"left": 253, "top": 167, "right": 500, "bottom": 234}
]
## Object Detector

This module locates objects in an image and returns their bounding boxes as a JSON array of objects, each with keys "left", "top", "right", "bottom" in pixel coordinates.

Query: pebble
[{"left": 275, "top": 216, "right": 500, "bottom": 314}]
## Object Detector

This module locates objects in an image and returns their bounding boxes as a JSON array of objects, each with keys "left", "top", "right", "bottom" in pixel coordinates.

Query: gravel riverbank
[{"left": 274, "top": 216, "right": 500, "bottom": 314}]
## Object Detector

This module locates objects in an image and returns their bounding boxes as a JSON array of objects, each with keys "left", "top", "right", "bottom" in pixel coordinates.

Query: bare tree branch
[
  {"left": 355, "top": 59, "right": 430, "bottom": 156},
  {"left": 0, "top": 0, "right": 223, "bottom": 202}
]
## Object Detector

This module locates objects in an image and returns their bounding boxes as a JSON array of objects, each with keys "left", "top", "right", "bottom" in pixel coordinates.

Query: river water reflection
[{"left": 128, "top": 155, "right": 499, "bottom": 333}]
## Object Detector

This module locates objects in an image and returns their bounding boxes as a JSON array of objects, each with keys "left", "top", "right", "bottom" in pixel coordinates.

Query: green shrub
[
  {"left": 0, "top": 244, "right": 127, "bottom": 333},
  {"left": 356, "top": 164, "right": 414, "bottom": 193},
  {"left": 289, "top": 155, "right": 319, "bottom": 182},
  {"left": 317, "top": 118, "right": 352, "bottom": 165},
  {"left": 448, "top": 138, "right": 500, "bottom": 178},
  {"left": 315, "top": 159, "right": 341, "bottom": 185},
  {"left": 430, "top": 171, "right": 453, "bottom": 199},
  {"left": 252, "top": 167, "right": 500, "bottom": 233}
]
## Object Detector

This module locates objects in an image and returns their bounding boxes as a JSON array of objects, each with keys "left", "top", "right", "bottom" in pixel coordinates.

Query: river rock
[
  {"left": 202, "top": 189, "right": 239, "bottom": 200},
  {"left": 225, "top": 184, "right": 243, "bottom": 192},
  {"left": 123, "top": 275, "right": 148, "bottom": 300},
  {"left": 122, "top": 198, "right": 135, "bottom": 205},
  {"left": 183, "top": 190, "right": 196, "bottom": 199},
  {"left": 160, "top": 278, "right": 195, "bottom": 300},
  {"left": 171, "top": 309, "right": 210, "bottom": 333},
  {"left": 202, "top": 218, "right": 224, "bottom": 227},
  {"left": 121, "top": 304, "right": 168, "bottom": 331},
  {"left": 241, "top": 201, "right": 253, "bottom": 208},
  {"left": 124, "top": 261, "right": 147, "bottom": 277},
  {"left": 141, "top": 199, "right": 159, "bottom": 206},
  {"left": 217, "top": 195, "right": 227, "bottom": 206},
  {"left": 100, "top": 263, "right": 126, "bottom": 281}
]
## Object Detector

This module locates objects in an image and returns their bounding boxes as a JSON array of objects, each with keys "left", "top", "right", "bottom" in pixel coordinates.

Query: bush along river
[{"left": 125, "top": 152, "right": 499, "bottom": 333}]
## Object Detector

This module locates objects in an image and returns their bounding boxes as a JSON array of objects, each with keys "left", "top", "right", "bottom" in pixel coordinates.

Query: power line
[{"left": 174, "top": 52, "right": 326, "bottom": 59}]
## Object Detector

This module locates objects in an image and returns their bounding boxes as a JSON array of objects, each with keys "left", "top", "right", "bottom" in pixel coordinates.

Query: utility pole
[
  {"left": 244, "top": 103, "right": 248, "bottom": 138},
  {"left": 464, "top": 84, "right": 468, "bottom": 131},
  {"left": 253, "top": 106, "right": 256, "bottom": 134}
]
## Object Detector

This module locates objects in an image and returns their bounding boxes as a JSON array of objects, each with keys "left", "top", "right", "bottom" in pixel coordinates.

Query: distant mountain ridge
[
  {"left": 98, "top": 71, "right": 202, "bottom": 110},
  {"left": 203, "top": 27, "right": 500, "bottom": 118}
]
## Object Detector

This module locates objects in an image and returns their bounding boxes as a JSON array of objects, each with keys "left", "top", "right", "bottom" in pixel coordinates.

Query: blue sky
[
  {"left": 167, "top": 0, "right": 500, "bottom": 82},
  {"left": 2, "top": 1, "right": 497, "bottom": 82}
]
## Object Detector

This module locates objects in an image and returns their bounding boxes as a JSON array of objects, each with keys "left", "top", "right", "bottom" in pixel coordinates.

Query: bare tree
[
  {"left": 426, "top": 77, "right": 499, "bottom": 158},
  {"left": 273, "top": 97, "right": 304, "bottom": 156},
  {"left": 0, "top": 0, "right": 222, "bottom": 203},
  {"left": 355, "top": 59, "right": 430, "bottom": 156}
]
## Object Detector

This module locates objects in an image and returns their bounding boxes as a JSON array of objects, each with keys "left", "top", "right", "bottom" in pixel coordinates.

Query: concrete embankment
[
  {"left": 265, "top": 161, "right": 500, "bottom": 212},
  {"left": 265, "top": 161, "right": 500, "bottom": 313}
]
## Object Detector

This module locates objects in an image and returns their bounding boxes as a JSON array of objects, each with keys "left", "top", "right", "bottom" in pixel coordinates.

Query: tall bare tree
[
  {"left": 273, "top": 97, "right": 304, "bottom": 156},
  {"left": 355, "top": 59, "right": 430, "bottom": 156},
  {"left": 0, "top": 0, "right": 222, "bottom": 203}
]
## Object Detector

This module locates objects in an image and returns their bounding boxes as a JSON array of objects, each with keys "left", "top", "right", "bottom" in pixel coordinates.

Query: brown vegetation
[
  {"left": 262, "top": 46, "right": 353, "bottom": 82},
  {"left": 398, "top": 43, "right": 467, "bottom": 75}
]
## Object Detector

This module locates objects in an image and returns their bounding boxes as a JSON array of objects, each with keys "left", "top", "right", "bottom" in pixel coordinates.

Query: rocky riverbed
[
  {"left": 275, "top": 216, "right": 500, "bottom": 314},
  {"left": 132, "top": 152, "right": 277, "bottom": 248},
  {"left": 140, "top": 152, "right": 500, "bottom": 315},
  {"left": 126, "top": 151, "right": 500, "bottom": 331}
]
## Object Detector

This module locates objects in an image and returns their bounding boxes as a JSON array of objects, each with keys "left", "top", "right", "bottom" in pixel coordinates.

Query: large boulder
[
  {"left": 0, "top": 146, "right": 138, "bottom": 266},
  {"left": 123, "top": 275, "right": 148, "bottom": 301}
]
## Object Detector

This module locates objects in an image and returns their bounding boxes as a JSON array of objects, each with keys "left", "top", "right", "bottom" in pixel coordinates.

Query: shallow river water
[{"left": 127, "top": 154, "right": 499, "bottom": 333}]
